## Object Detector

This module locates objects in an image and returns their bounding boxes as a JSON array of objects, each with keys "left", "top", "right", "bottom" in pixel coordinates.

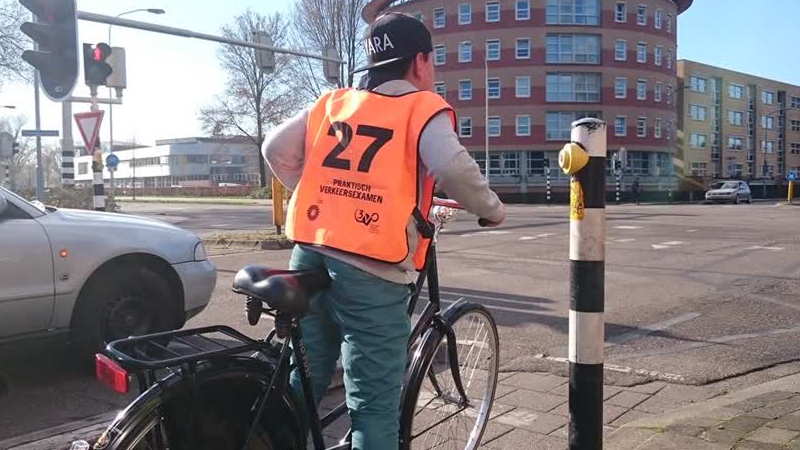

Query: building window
[
  {"left": 654, "top": 46, "right": 663, "bottom": 66},
  {"left": 761, "top": 140, "right": 775, "bottom": 153},
  {"left": 459, "top": 117, "right": 473, "bottom": 137},
  {"left": 690, "top": 104, "right": 707, "bottom": 121},
  {"left": 615, "top": 116, "right": 627, "bottom": 136},
  {"left": 790, "top": 143, "right": 800, "bottom": 154},
  {"left": 627, "top": 151, "right": 652, "bottom": 175},
  {"left": 636, "top": 4, "right": 647, "bottom": 25},
  {"left": 459, "top": 41, "right": 472, "bottom": 62},
  {"left": 792, "top": 96, "right": 800, "bottom": 109},
  {"left": 762, "top": 90, "right": 775, "bottom": 105},
  {"left": 691, "top": 162, "right": 707, "bottom": 176},
  {"left": 488, "top": 116, "right": 502, "bottom": 137},
  {"left": 654, "top": 118, "right": 662, "bottom": 138},
  {"left": 546, "top": 72, "right": 601, "bottom": 102},
  {"left": 667, "top": 85, "right": 673, "bottom": 104},
  {"left": 434, "top": 81, "right": 446, "bottom": 98},
  {"left": 637, "top": 79, "right": 647, "bottom": 100},
  {"left": 655, "top": 82, "right": 662, "bottom": 102},
  {"left": 690, "top": 76, "right": 707, "bottom": 93},
  {"left": 459, "top": 3, "right": 472, "bottom": 24},
  {"left": 762, "top": 115, "right": 775, "bottom": 129},
  {"left": 516, "top": 115, "right": 531, "bottom": 136},
  {"left": 615, "top": 2, "right": 627, "bottom": 22},
  {"left": 666, "top": 50, "right": 673, "bottom": 69},
  {"left": 655, "top": 9, "right": 663, "bottom": 29},
  {"left": 487, "top": 77, "right": 501, "bottom": 99},
  {"left": 546, "top": 0, "right": 600, "bottom": 25},
  {"left": 637, "top": 42, "right": 647, "bottom": 63},
  {"left": 666, "top": 14, "right": 673, "bottom": 33},
  {"left": 729, "top": 84, "right": 744, "bottom": 99},
  {"left": 516, "top": 76, "right": 531, "bottom": 98},
  {"left": 434, "top": 45, "right": 446, "bottom": 65},
  {"left": 486, "top": 39, "right": 501, "bottom": 60},
  {"left": 615, "top": 77, "right": 627, "bottom": 99},
  {"left": 546, "top": 34, "right": 601, "bottom": 64},
  {"left": 615, "top": 40, "right": 627, "bottom": 61},
  {"left": 78, "top": 162, "right": 88, "bottom": 175},
  {"left": 547, "top": 111, "right": 601, "bottom": 140},
  {"left": 516, "top": 0, "right": 530, "bottom": 20},
  {"left": 458, "top": 79, "right": 473, "bottom": 100},
  {"left": 690, "top": 133, "right": 708, "bottom": 149},
  {"left": 728, "top": 110, "right": 744, "bottom": 126},
  {"left": 516, "top": 38, "right": 531, "bottom": 59},
  {"left": 667, "top": 119, "right": 674, "bottom": 141},
  {"left": 791, "top": 120, "right": 800, "bottom": 132},
  {"left": 728, "top": 136, "right": 744, "bottom": 150},
  {"left": 637, "top": 117, "right": 647, "bottom": 137},
  {"left": 434, "top": 8, "right": 446, "bottom": 28},
  {"left": 486, "top": 1, "right": 500, "bottom": 22}
]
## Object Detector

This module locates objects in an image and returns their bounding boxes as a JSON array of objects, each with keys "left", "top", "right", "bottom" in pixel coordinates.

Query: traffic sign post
[
  {"left": 74, "top": 111, "right": 105, "bottom": 154},
  {"left": 106, "top": 153, "right": 119, "bottom": 170},
  {"left": 789, "top": 172, "right": 797, "bottom": 205}
]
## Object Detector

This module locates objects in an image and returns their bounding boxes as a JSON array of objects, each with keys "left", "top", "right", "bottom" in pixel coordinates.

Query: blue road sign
[
  {"left": 788, "top": 172, "right": 798, "bottom": 182},
  {"left": 106, "top": 154, "right": 119, "bottom": 169},
  {"left": 21, "top": 129, "right": 60, "bottom": 138}
]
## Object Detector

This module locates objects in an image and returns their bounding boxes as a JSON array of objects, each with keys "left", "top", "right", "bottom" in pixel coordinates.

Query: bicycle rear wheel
[{"left": 400, "top": 301, "right": 500, "bottom": 450}]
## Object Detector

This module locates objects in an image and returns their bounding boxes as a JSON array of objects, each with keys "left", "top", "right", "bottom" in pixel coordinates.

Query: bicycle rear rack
[{"left": 104, "top": 325, "right": 267, "bottom": 372}]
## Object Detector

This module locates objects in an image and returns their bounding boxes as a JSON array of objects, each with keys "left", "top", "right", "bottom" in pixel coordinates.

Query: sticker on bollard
[
  {"left": 570, "top": 180, "right": 585, "bottom": 220},
  {"left": 788, "top": 172, "right": 798, "bottom": 181}
]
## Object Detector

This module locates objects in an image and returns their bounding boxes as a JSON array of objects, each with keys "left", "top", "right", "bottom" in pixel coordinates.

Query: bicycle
[{"left": 91, "top": 198, "right": 500, "bottom": 450}]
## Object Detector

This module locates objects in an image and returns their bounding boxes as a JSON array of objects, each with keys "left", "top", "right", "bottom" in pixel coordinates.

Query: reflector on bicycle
[
  {"left": 433, "top": 197, "right": 463, "bottom": 209},
  {"left": 96, "top": 353, "right": 129, "bottom": 394}
]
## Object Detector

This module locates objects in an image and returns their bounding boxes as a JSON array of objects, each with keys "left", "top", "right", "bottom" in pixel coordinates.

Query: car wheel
[
  {"left": 746, "top": 196, "right": 752, "bottom": 204},
  {"left": 733, "top": 195, "right": 739, "bottom": 204},
  {"left": 72, "top": 263, "right": 178, "bottom": 358}
]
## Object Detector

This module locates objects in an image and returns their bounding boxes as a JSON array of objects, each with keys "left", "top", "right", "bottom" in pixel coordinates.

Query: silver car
[
  {"left": 705, "top": 181, "right": 752, "bottom": 204},
  {"left": 0, "top": 187, "right": 216, "bottom": 356}
]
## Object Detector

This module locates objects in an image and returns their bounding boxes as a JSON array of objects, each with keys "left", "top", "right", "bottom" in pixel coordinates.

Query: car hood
[
  {"left": 708, "top": 189, "right": 735, "bottom": 195},
  {"left": 54, "top": 208, "right": 185, "bottom": 231}
]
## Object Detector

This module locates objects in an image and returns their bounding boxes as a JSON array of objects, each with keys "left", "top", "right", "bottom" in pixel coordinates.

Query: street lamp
[
  {"left": 108, "top": 8, "right": 165, "bottom": 155},
  {"left": 468, "top": 40, "right": 490, "bottom": 186}
]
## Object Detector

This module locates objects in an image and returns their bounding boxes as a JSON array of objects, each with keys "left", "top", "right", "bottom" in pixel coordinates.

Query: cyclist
[{"left": 262, "top": 12, "right": 505, "bottom": 450}]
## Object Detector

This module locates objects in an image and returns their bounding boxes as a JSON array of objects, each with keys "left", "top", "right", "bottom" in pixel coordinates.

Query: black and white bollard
[
  {"left": 546, "top": 167, "right": 552, "bottom": 205},
  {"left": 4, "top": 161, "right": 9, "bottom": 188},
  {"left": 92, "top": 141, "right": 105, "bottom": 212},
  {"left": 558, "top": 118, "right": 606, "bottom": 450},
  {"left": 62, "top": 149, "right": 75, "bottom": 187},
  {"left": 615, "top": 171, "right": 620, "bottom": 205}
]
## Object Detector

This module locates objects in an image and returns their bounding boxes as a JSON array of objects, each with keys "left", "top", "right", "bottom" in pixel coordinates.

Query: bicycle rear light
[{"left": 95, "top": 353, "right": 129, "bottom": 394}]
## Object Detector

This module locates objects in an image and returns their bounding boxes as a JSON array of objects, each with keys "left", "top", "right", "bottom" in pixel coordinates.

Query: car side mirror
[{"left": 0, "top": 193, "right": 7, "bottom": 218}]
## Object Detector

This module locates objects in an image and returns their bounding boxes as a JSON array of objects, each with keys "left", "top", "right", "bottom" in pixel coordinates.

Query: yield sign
[{"left": 74, "top": 111, "right": 105, "bottom": 155}]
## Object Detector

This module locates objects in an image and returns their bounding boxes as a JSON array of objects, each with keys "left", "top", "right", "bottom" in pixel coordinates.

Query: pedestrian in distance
[
  {"left": 262, "top": 12, "right": 506, "bottom": 450},
  {"left": 632, "top": 177, "right": 641, "bottom": 205}
]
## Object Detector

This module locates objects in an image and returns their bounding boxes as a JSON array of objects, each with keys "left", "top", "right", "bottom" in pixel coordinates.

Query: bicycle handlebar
[{"left": 432, "top": 197, "right": 496, "bottom": 227}]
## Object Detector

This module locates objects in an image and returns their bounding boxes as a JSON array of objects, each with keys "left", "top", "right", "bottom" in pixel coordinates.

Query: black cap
[{"left": 353, "top": 12, "right": 433, "bottom": 73}]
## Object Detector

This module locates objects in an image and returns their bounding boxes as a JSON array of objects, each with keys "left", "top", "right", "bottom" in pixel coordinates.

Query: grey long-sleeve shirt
[{"left": 263, "top": 80, "right": 505, "bottom": 284}]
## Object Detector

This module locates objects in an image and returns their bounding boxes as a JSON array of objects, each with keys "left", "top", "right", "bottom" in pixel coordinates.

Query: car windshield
[
  {"left": 721, "top": 182, "right": 740, "bottom": 189},
  {"left": 0, "top": 187, "right": 47, "bottom": 213}
]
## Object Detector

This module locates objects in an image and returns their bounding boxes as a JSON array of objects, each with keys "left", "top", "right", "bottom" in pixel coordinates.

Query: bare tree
[
  {"left": 289, "top": 0, "right": 368, "bottom": 101},
  {"left": 199, "top": 10, "right": 299, "bottom": 188},
  {"left": 0, "top": 0, "right": 30, "bottom": 87},
  {"left": 0, "top": 115, "right": 34, "bottom": 188}
]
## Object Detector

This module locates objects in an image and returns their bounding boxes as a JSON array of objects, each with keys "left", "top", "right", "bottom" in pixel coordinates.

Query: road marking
[
  {"left": 652, "top": 241, "right": 685, "bottom": 250},
  {"left": 651, "top": 244, "right": 670, "bottom": 250},
  {"left": 520, "top": 236, "right": 537, "bottom": 241},
  {"left": 661, "top": 241, "right": 684, "bottom": 246},
  {"left": 520, "top": 233, "right": 556, "bottom": 241},
  {"left": 745, "top": 293, "right": 800, "bottom": 312},
  {"left": 534, "top": 355, "right": 686, "bottom": 383},
  {"left": 748, "top": 246, "right": 785, "bottom": 252},
  {"left": 687, "top": 229, "right": 699, "bottom": 233},
  {"left": 615, "top": 226, "right": 643, "bottom": 230},
  {"left": 461, "top": 230, "right": 512, "bottom": 237},
  {"left": 605, "top": 312, "right": 702, "bottom": 347},
  {"left": 615, "top": 238, "right": 636, "bottom": 243}
]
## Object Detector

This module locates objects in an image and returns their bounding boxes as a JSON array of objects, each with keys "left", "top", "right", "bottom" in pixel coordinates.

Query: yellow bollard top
[{"left": 558, "top": 142, "right": 589, "bottom": 175}]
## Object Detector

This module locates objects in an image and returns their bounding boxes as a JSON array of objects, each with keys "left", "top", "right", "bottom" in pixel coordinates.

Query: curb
[
  {"left": 202, "top": 238, "right": 294, "bottom": 251},
  {"left": 0, "top": 413, "right": 113, "bottom": 450}
]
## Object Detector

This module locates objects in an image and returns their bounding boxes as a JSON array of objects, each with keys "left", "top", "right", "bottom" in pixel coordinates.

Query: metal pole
[
  {"left": 484, "top": 57, "right": 490, "bottom": 187},
  {"left": 132, "top": 146, "right": 136, "bottom": 200},
  {"left": 615, "top": 171, "right": 620, "bottom": 205},
  {"left": 92, "top": 140, "right": 105, "bottom": 211},
  {"left": 789, "top": 180, "right": 795, "bottom": 204},
  {"left": 4, "top": 161, "right": 9, "bottom": 188},
  {"left": 34, "top": 69, "right": 44, "bottom": 202},
  {"left": 559, "top": 118, "right": 606, "bottom": 450},
  {"left": 546, "top": 167, "right": 552, "bottom": 205},
  {"left": 76, "top": 11, "right": 344, "bottom": 64},
  {"left": 61, "top": 101, "right": 74, "bottom": 187}
]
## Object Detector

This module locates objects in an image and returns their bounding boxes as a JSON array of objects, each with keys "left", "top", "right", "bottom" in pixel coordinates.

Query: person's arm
[
  {"left": 261, "top": 108, "right": 310, "bottom": 190},
  {"left": 419, "top": 112, "right": 505, "bottom": 224}
]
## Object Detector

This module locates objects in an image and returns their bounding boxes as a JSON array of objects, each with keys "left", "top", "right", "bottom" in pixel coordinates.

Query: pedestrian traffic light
[
  {"left": 83, "top": 43, "right": 113, "bottom": 87},
  {"left": 19, "top": 0, "right": 79, "bottom": 102},
  {"left": 12, "top": 143, "right": 19, "bottom": 155}
]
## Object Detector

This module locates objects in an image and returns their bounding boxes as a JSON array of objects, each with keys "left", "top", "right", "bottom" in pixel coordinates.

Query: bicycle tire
[
  {"left": 399, "top": 301, "right": 500, "bottom": 450},
  {"left": 97, "top": 358, "right": 302, "bottom": 450}
]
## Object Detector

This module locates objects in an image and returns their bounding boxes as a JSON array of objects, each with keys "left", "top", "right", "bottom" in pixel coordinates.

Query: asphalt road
[{"left": 1, "top": 201, "right": 799, "bottom": 442}]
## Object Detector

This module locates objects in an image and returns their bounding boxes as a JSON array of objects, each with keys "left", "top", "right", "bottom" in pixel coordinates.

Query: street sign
[
  {"left": 21, "top": 129, "right": 60, "bottom": 137},
  {"left": 106, "top": 153, "right": 119, "bottom": 170},
  {"left": 74, "top": 111, "right": 105, "bottom": 154},
  {"left": 788, "top": 172, "right": 798, "bottom": 182}
]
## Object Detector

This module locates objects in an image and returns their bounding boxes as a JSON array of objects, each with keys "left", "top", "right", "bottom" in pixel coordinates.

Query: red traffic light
[{"left": 91, "top": 43, "right": 112, "bottom": 62}]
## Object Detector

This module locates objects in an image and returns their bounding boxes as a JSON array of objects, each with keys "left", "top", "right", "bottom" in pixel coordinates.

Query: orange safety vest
[{"left": 287, "top": 88, "right": 455, "bottom": 270}]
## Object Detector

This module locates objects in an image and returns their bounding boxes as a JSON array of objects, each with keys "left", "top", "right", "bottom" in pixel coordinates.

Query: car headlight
[{"left": 194, "top": 242, "right": 207, "bottom": 261}]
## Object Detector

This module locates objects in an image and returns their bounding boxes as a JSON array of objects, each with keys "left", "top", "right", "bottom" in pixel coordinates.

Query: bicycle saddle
[{"left": 232, "top": 266, "right": 330, "bottom": 318}]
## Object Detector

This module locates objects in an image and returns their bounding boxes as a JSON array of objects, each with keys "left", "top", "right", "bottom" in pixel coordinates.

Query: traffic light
[
  {"left": 19, "top": 0, "right": 79, "bottom": 102},
  {"left": 83, "top": 43, "right": 113, "bottom": 87},
  {"left": 12, "top": 143, "right": 20, "bottom": 155}
]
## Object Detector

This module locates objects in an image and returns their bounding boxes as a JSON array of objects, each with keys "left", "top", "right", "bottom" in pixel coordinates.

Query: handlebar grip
[{"left": 478, "top": 218, "right": 493, "bottom": 227}]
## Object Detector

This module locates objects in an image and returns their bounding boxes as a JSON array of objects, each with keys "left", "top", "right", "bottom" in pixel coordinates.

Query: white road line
[
  {"left": 461, "top": 230, "right": 512, "bottom": 237},
  {"left": 537, "top": 233, "right": 556, "bottom": 237},
  {"left": 651, "top": 244, "right": 670, "bottom": 250},
  {"left": 615, "top": 226, "right": 643, "bottom": 230},
  {"left": 615, "top": 238, "right": 636, "bottom": 243},
  {"left": 520, "top": 236, "right": 537, "bottom": 241},
  {"left": 652, "top": 241, "right": 685, "bottom": 250},
  {"left": 687, "top": 230, "right": 699, "bottom": 233},
  {"left": 605, "top": 312, "right": 702, "bottom": 347},
  {"left": 748, "top": 246, "right": 785, "bottom": 252},
  {"left": 421, "top": 292, "right": 554, "bottom": 309},
  {"left": 534, "top": 355, "right": 686, "bottom": 383},
  {"left": 440, "top": 299, "right": 557, "bottom": 317},
  {"left": 661, "top": 241, "right": 684, "bottom": 246}
]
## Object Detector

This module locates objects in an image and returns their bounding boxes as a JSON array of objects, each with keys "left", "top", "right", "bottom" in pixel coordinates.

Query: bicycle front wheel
[{"left": 400, "top": 301, "right": 500, "bottom": 450}]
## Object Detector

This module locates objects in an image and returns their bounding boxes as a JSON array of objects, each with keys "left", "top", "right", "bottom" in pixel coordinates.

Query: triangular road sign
[{"left": 74, "top": 111, "right": 105, "bottom": 155}]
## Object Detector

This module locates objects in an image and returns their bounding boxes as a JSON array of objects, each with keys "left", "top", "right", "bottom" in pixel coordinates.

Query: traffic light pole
[{"left": 33, "top": 67, "right": 44, "bottom": 202}]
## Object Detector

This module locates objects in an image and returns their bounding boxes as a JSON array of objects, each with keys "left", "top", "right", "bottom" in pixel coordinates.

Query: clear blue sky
[{"left": 2, "top": 0, "right": 799, "bottom": 146}]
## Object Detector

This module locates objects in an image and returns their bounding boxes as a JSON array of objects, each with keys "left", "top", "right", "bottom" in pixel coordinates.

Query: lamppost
[
  {"left": 760, "top": 106, "right": 798, "bottom": 199},
  {"left": 108, "top": 9, "right": 165, "bottom": 154},
  {"left": 468, "top": 40, "right": 490, "bottom": 186}
]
